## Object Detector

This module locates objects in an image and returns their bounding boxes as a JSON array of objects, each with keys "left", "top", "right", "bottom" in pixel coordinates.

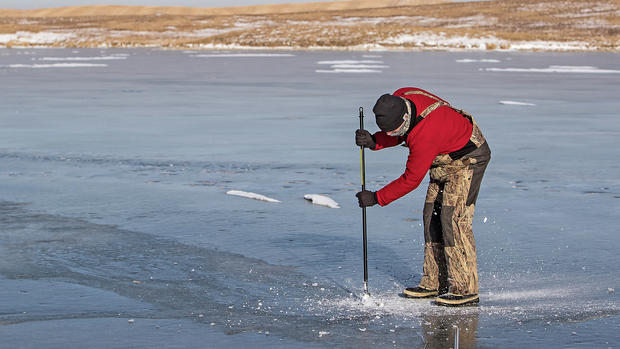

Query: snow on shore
[
  {"left": 0, "top": 28, "right": 606, "bottom": 52},
  {"left": 226, "top": 190, "right": 281, "bottom": 203},
  {"left": 381, "top": 33, "right": 594, "bottom": 51},
  {"left": 303, "top": 194, "right": 340, "bottom": 209},
  {"left": 0, "top": 31, "right": 75, "bottom": 45}
]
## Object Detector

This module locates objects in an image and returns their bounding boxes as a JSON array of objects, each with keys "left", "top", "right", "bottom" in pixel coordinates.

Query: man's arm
[
  {"left": 372, "top": 131, "right": 405, "bottom": 150},
  {"left": 376, "top": 141, "right": 438, "bottom": 206}
]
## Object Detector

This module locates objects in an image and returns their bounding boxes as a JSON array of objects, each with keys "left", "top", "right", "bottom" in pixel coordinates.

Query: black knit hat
[{"left": 373, "top": 94, "right": 407, "bottom": 132}]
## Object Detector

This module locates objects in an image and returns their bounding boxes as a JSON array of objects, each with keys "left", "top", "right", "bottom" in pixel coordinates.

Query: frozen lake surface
[{"left": 0, "top": 48, "right": 619, "bottom": 348}]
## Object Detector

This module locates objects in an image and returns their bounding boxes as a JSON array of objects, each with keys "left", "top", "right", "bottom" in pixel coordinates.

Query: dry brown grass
[{"left": 0, "top": 0, "right": 618, "bottom": 51}]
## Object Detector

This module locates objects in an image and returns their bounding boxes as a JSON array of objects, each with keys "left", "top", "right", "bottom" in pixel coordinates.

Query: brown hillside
[{"left": 0, "top": 1, "right": 446, "bottom": 17}]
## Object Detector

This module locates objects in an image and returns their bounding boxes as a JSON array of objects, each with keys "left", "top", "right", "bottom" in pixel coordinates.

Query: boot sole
[
  {"left": 402, "top": 289, "right": 439, "bottom": 299},
  {"left": 434, "top": 295, "right": 480, "bottom": 307}
]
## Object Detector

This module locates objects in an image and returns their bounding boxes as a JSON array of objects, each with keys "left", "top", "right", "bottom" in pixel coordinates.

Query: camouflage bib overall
[{"left": 403, "top": 90, "right": 491, "bottom": 296}]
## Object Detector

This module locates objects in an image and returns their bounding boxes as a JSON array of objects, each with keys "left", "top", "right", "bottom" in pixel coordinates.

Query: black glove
[
  {"left": 355, "top": 129, "right": 376, "bottom": 149},
  {"left": 356, "top": 190, "right": 378, "bottom": 207}
]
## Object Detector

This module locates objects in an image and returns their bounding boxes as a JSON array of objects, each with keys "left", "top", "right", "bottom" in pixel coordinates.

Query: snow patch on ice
[
  {"left": 4, "top": 63, "right": 108, "bottom": 69},
  {"left": 226, "top": 190, "right": 281, "bottom": 203},
  {"left": 192, "top": 53, "right": 295, "bottom": 58},
  {"left": 316, "top": 60, "right": 386, "bottom": 74},
  {"left": 36, "top": 56, "right": 128, "bottom": 61},
  {"left": 316, "top": 60, "right": 383, "bottom": 65},
  {"left": 316, "top": 69, "right": 382, "bottom": 74},
  {"left": 456, "top": 58, "right": 501, "bottom": 63},
  {"left": 499, "top": 100, "right": 537, "bottom": 106},
  {"left": 330, "top": 64, "right": 389, "bottom": 69},
  {"left": 486, "top": 65, "right": 620, "bottom": 74},
  {"left": 304, "top": 194, "right": 340, "bottom": 208}
]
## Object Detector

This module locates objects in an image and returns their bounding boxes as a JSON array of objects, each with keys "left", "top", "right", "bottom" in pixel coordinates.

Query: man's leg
[
  {"left": 418, "top": 180, "right": 448, "bottom": 293},
  {"left": 439, "top": 166, "right": 479, "bottom": 296},
  {"left": 436, "top": 143, "right": 491, "bottom": 305}
]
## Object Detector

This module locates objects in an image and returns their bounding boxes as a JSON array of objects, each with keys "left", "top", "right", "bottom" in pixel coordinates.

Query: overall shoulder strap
[{"left": 402, "top": 90, "right": 450, "bottom": 119}]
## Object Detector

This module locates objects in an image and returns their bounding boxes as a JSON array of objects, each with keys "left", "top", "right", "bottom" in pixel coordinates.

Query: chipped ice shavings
[
  {"left": 226, "top": 190, "right": 281, "bottom": 203},
  {"left": 499, "top": 101, "right": 536, "bottom": 106},
  {"left": 4, "top": 63, "right": 108, "bottom": 69},
  {"left": 304, "top": 194, "right": 340, "bottom": 208},
  {"left": 485, "top": 288, "right": 571, "bottom": 301},
  {"left": 486, "top": 65, "right": 620, "bottom": 74}
]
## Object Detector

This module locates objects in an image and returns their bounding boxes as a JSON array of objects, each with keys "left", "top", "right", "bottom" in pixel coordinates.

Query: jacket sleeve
[
  {"left": 372, "top": 131, "right": 405, "bottom": 150},
  {"left": 376, "top": 141, "right": 439, "bottom": 206}
]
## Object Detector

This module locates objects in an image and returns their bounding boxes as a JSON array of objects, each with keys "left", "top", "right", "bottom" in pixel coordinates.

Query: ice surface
[
  {"left": 227, "top": 190, "right": 281, "bottom": 203},
  {"left": 303, "top": 194, "right": 340, "bottom": 208},
  {"left": 0, "top": 48, "right": 618, "bottom": 348}
]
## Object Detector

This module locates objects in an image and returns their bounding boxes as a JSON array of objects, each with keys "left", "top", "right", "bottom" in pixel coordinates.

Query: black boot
[
  {"left": 403, "top": 286, "right": 438, "bottom": 298},
  {"left": 434, "top": 293, "right": 479, "bottom": 306}
]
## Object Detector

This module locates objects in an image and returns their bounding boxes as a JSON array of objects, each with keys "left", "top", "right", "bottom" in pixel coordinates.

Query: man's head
[{"left": 373, "top": 94, "right": 412, "bottom": 135}]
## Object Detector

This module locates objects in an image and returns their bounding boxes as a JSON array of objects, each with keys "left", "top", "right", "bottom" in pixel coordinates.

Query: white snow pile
[
  {"left": 226, "top": 190, "right": 281, "bottom": 203},
  {"left": 315, "top": 60, "right": 387, "bottom": 74},
  {"left": 486, "top": 65, "right": 620, "bottom": 74},
  {"left": 499, "top": 101, "right": 536, "bottom": 106},
  {"left": 303, "top": 194, "right": 340, "bottom": 209}
]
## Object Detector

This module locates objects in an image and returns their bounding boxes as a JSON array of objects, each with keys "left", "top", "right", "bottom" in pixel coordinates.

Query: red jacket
[{"left": 373, "top": 87, "right": 473, "bottom": 206}]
